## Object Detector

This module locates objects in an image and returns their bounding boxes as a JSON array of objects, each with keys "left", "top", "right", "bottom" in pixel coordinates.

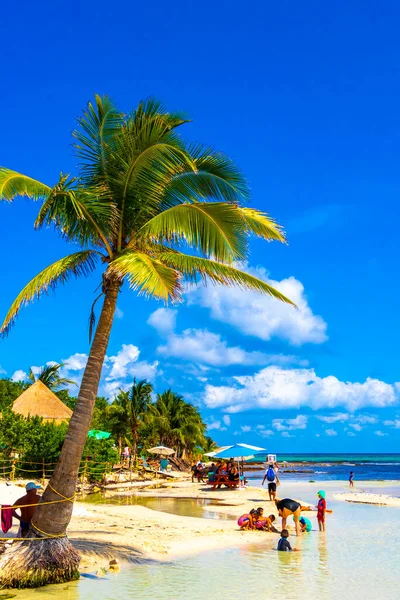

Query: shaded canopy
[{"left": 12, "top": 380, "right": 72, "bottom": 423}]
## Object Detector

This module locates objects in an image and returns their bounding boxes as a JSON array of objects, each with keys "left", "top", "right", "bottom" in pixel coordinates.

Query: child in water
[
  {"left": 298, "top": 516, "right": 312, "bottom": 532},
  {"left": 277, "top": 529, "right": 298, "bottom": 551},
  {"left": 317, "top": 490, "right": 326, "bottom": 532}
]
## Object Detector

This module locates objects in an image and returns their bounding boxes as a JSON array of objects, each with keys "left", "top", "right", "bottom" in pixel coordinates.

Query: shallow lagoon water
[{"left": 14, "top": 482, "right": 400, "bottom": 600}]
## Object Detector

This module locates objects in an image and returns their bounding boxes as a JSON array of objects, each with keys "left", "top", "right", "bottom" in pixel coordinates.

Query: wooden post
[
  {"left": 42, "top": 457, "right": 46, "bottom": 488},
  {"left": 11, "top": 460, "right": 15, "bottom": 481}
]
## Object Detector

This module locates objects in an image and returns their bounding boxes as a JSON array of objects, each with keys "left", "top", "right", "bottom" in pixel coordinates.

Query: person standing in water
[
  {"left": 349, "top": 471, "right": 354, "bottom": 487},
  {"left": 317, "top": 490, "right": 327, "bottom": 532},
  {"left": 275, "top": 498, "right": 302, "bottom": 536}
]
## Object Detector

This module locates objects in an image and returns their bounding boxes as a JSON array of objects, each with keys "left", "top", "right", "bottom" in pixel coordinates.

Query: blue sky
[{"left": 1, "top": 0, "right": 400, "bottom": 451}]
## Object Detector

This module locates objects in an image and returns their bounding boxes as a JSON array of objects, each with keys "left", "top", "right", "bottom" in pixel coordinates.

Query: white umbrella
[{"left": 147, "top": 445, "right": 175, "bottom": 456}]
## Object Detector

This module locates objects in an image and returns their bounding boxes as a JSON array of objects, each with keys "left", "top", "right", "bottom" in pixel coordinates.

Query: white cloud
[
  {"left": 349, "top": 423, "right": 363, "bottom": 432},
  {"left": 281, "top": 431, "right": 294, "bottom": 438},
  {"left": 384, "top": 419, "right": 400, "bottom": 429},
  {"left": 317, "top": 413, "right": 349, "bottom": 424},
  {"left": 207, "top": 419, "right": 222, "bottom": 431},
  {"left": 222, "top": 415, "right": 231, "bottom": 426},
  {"left": 356, "top": 415, "right": 378, "bottom": 425},
  {"left": 148, "top": 308, "right": 177, "bottom": 335},
  {"left": 258, "top": 429, "right": 274, "bottom": 438},
  {"left": 63, "top": 353, "right": 88, "bottom": 371},
  {"left": 273, "top": 415, "right": 308, "bottom": 431},
  {"left": 30, "top": 365, "right": 43, "bottom": 376},
  {"left": 241, "top": 425, "right": 252, "bottom": 433},
  {"left": 0, "top": 365, "right": 6, "bottom": 375},
  {"left": 158, "top": 329, "right": 270, "bottom": 367},
  {"left": 127, "top": 360, "right": 159, "bottom": 382},
  {"left": 374, "top": 430, "right": 388, "bottom": 437},
  {"left": 11, "top": 370, "right": 27, "bottom": 382},
  {"left": 348, "top": 432, "right": 356, "bottom": 437},
  {"left": 325, "top": 429, "right": 338, "bottom": 436},
  {"left": 203, "top": 366, "right": 399, "bottom": 413},
  {"left": 187, "top": 266, "right": 327, "bottom": 346},
  {"left": 103, "top": 380, "right": 131, "bottom": 398},
  {"left": 108, "top": 344, "right": 140, "bottom": 379}
]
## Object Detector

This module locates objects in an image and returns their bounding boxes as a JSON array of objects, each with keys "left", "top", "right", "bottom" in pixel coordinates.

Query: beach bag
[{"left": 266, "top": 467, "right": 275, "bottom": 482}]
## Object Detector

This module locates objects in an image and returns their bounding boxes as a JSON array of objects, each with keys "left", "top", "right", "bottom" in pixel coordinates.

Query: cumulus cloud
[
  {"left": 281, "top": 431, "right": 294, "bottom": 438},
  {"left": 148, "top": 308, "right": 177, "bottom": 335},
  {"left": 223, "top": 415, "right": 231, "bottom": 426},
  {"left": 348, "top": 432, "right": 356, "bottom": 437},
  {"left": 158, "top": 329, "right": 271, "bottom": 367},
  {"left": 11, "top": 369, "right": 27, "bottom": 382},
  {"left": 203, "top": 366, "right": 399, "bottom": 413},
  {"left": 207, "top": 419, "right": 222, "bottom": 431},
  {"left": 241, "top": 425, "right": 252, "bottom": 433},
  {"left": 187, "top": 266, "right": 327, "bottom": 346},
  {"left": 374, "top": 430, "right": 388, "bottom": 437},
  {"left": 108, "top": 344, "right": 140, "bottom": 379},
  {"left": 325, "top": 429, "right": 338, "bottom": 436},
  {"left": 63, "top": 353, "right": 88, "bottom": 371}
]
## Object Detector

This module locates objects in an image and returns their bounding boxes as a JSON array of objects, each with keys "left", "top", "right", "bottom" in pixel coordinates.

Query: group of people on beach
[
  {"left": 191, "top": 459, "right": 242, "bottom": 485},
  {"left": 237, "top": 489, "right": 327, "bottom": 552}
]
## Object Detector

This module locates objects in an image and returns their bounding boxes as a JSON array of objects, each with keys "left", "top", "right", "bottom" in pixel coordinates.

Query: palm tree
[
  {"left": 202, "top": 436, "right": 218, "bottom": 455},
  {"left": 148, "top": 390, "right": 207, "bottom": 457},
  {"left": 108, "top": 379, "right": 153, "bottom": 461},
  {"left": 28, "top": 363, "right": 77, "bottom": 391},
  {"left": 0, "top": 95, "right": 293, "bottom": 586}
]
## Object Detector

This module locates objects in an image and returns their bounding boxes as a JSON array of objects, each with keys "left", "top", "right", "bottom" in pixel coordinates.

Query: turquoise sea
[{"left": 247, "top": 453, "right": 400, "bottom": 481}]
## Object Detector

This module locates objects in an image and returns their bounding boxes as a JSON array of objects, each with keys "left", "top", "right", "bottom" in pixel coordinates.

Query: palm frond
[
  {"left": 0, "top": 168, "right": 51, "bottom": 202},
  {"left": 73, "top": 94, "right": 123, "bottom": 186},
  {"left": 107, "top": 251, "right": 181, "bottom": 302},
  {"left": 157, "top": 251, "right": 296, "bottom": 306},
  {"left": 35, "top": 178, "right": 116, "bottom": 256},
  {"left": 138, "top": 202, "right": 248, "bottom": 262},
  {"left": 238, "top": 207, "right": 286, "bottom": 243},
  {"left": 1, "top": 251, "right": 99, "bottom": 335}
]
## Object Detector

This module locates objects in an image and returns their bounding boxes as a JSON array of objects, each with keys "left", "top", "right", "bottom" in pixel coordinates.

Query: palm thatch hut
[{"left": 12, "top": 380, "right": 72, "bottom": 423}]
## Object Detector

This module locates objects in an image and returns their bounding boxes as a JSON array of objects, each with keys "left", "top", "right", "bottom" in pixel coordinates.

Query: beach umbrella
[
  {"left": 203, "top": 446, "right": 230, "bottom": 458},
  {"left": 147, "top": 445, "right": 175, "bottom": 456},
  {"left": 212, "top": 443, "right": 266, "bottom": 487},
  {"left": 88, "top": 429, "right": 111, "bottom": 440}
]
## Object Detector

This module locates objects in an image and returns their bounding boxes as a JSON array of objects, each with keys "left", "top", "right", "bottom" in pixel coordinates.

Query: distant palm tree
[
  {"left": 148, "top": 390, "right": 206, "bottom": 457},
  {"left": 28, "top": 363, "right": 77, "bottom": 391},
  {"left": 108, "top": 379, "right": 153, "bottom": 461},
  {"left": 0, "top": 95, "right": 293, "bottom": 586},
  {"left": 202, "top": 436, "right": 218, "bottom": 455}
]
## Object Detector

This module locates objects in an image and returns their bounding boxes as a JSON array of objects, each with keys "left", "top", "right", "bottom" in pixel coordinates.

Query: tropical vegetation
[
  {"left": 27, "top": 363, "right": 77, "bottom": 391},
  {"left": 0, "top": 95, "right": 292, "bottom": 587}
]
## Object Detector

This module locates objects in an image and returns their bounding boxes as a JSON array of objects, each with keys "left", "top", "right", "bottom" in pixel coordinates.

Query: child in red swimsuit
[{"left": 317, "top": 490, "right": 326, "bottom": 532}]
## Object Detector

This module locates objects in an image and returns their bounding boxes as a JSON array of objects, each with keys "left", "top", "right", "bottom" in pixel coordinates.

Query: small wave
[
  {"left": 343, "top": 463, "right": 356, "bottom": 466},
  {"left": 315, "top": 471, "right": 328, "bottom": 474}
]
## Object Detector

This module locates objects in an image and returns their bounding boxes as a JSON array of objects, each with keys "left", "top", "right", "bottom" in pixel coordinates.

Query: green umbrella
[{"left": 88, "top": 429, "right": 111, "bottom": 440}]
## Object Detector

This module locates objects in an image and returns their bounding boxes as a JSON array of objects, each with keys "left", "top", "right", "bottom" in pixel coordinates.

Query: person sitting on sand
[
  {"left": 255, "top": 511, "right": 278, "bottom": 532},
  {"left": 317, "top": 490, "right": 326, "bottom": 532},
  {"left": 12, "top": 482, "right": 42, "bottom": 537},
  {"left": 237, "top": 508, "right": 259, "bottom": 530},
  {"left": 277, "top": 529, "right": 298, "bottom": 552},
  {"left": 275, "top": 498, "right": 302, "bottom": 536},
  {"left": 298, "top": 516, "right": 312, "bottom": 532}
]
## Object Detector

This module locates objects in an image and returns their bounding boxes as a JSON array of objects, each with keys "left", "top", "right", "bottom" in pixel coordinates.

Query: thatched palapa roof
[{"left": 12, "top": 380, "right": 73, "bottom": 423}]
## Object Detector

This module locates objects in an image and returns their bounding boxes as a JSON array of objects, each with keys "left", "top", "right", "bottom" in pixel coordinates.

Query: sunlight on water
[{"left": 14, "top": 487, "right": 400, "bottom": 600}]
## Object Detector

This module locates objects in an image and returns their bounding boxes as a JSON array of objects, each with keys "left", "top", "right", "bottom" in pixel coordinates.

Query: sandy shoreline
[{"left": 2, "top": 478, "right": 399, "bottom": 573}]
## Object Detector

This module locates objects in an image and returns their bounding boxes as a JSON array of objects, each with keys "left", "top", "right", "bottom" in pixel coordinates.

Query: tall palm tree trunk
[{"left": 0, "top": 278, "right": 120, "bottom": 588}]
